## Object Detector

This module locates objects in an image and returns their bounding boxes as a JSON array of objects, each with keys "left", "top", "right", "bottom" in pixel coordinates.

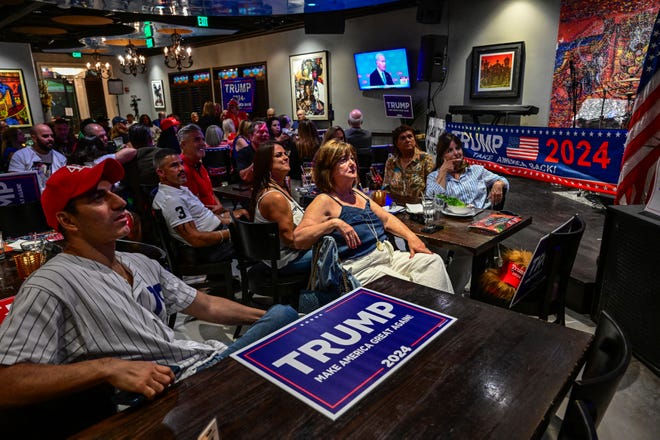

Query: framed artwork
[
  {"left": 289, "top": 51, "right": 328, "bottom": 120},
  {"left": 151, "top": 79, "right": 165, "bottom": 108},
  {"left": 470, "top": 42, "right": 525, "bottom": 99},
  {"left": 0, "top": 69, "right": 33, "bottom": 127}
]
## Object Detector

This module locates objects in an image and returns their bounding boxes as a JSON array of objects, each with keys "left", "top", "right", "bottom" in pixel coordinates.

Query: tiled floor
[{"left": 174, "top": 305, "right": 659, "bottom": 439}]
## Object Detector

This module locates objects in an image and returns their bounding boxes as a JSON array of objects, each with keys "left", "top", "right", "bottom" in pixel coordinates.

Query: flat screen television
[{"left": 354, "top": 48, "right": 411, "bottom": 91}]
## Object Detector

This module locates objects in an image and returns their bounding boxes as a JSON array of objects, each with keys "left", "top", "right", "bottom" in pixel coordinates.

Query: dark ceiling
[{"left": 0, "top": 0, "right": 418, "bottom": 56}]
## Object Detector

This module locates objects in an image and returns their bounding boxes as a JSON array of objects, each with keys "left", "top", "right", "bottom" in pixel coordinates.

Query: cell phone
[{"left": 421, "top": 224, "right": 444, "bottom": 233}]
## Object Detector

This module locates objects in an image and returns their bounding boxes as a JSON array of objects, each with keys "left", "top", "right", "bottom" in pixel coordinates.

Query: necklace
[{"left": 363, "top": 206, "right": 384, "bottom": 251}]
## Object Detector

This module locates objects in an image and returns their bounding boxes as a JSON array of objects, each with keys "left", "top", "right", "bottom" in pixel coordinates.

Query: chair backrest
[
  {"left": 511, "top": 214, "right": 585, "bottom": 324},
  {"left": 566, "top": 311, "right": 631, "bottom": 428},
  {"left": 229, "top": 214, "right": 281, "bottom": 265},
  {"left": 115, "top": 239, "right": 169, "bottom": 269},
  {"left": 559, "top": 400, "right": 599, "bottom": 440},
  {"left": 150, "top": 209, "right": 178, "bottom": 272},
  {"left": 0, "top": 201, "right": 50, "bottom": 239}
]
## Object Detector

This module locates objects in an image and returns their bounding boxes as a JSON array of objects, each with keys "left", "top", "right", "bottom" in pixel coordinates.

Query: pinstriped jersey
[{"left": 0, "top": 252, "right": 227, "bottom": 378}]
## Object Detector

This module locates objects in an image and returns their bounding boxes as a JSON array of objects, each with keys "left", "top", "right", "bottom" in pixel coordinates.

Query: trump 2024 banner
[
  {"left": 447, "top": 122, "right": 626, "bottom": 194},
  {"left": 220, "top": 77, "right": 256, "bottom": 112},
  {"left": 231, "top": 288, "right": 456, "bottom": 420}
]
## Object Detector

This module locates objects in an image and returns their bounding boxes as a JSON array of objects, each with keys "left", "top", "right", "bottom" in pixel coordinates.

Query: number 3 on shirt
[{"left": 175, "top": 206, "right": 187, "bottom": 219}]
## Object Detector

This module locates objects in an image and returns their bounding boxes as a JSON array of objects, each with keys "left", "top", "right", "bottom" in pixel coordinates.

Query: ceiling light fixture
[
  {"left": 118, "top": 41, "right": 146, "bottom": 76},
  {"left": 163, "top": 31, "right": 193, "bottom": 71},
  {"left": 85, "top": 51, "right": 111, "bottom": 79}
]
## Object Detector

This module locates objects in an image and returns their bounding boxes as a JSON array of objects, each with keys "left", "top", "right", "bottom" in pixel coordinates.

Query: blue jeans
[
  {"left": 197, "top": 304, "right": 299, "bottom": 370},
  {"left": 278, "top": 249, "right": 313, "bottom": 276}
]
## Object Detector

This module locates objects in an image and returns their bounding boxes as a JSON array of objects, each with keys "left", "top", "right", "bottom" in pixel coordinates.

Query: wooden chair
[
  {"left": 229, "top": 213, "right": 308, "bottom": 309},
  {"left": 559, "top": 311, "right": 631, "bottom": 435},
  {"left": 151, "top": 209, "right": 236, "bottom": 300}
]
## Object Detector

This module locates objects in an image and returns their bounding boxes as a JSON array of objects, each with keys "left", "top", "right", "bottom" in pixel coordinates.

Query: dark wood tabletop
[
  {"left": 72, "top": 275, "right": 591, "bottom": 440},
  {"left": 399, "top": 209, "right": 532, "bottom": 255},
  {"left": 213, "top": 184, "right": 252, "bottom": 208}
]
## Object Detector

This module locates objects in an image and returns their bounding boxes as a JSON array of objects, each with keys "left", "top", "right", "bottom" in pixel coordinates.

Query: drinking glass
[{"left": 422, "top": 198, "right": 435, "bottom": 225}]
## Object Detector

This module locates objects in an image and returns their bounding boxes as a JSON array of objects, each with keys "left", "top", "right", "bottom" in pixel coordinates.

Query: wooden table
[
  {"left": 398, "top": 209, "right": 532, "bottom": 297},
  {"left": 213, "top": 184, "right": 252, "bottom": 208},
  {"left": 72, "top": 276, "right": 591, "bottom": 439}
]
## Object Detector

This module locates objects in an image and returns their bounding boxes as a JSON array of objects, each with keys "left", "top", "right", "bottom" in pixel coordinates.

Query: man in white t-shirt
[
  {"left": 152, "top": 148, "right": 245, "bottom": 263},
  {"left": 8, "top": 123, "right": 66, "bottom": 189}
]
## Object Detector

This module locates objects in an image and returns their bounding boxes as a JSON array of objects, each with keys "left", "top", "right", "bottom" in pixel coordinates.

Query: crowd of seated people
[{"left": 1, "top": 103, "right": 515, "bottom": 434}]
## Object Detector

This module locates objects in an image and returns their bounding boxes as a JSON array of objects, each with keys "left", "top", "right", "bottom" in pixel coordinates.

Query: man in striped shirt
[{"left": 0, "top": 158, "right": 297, "bottom": 409}]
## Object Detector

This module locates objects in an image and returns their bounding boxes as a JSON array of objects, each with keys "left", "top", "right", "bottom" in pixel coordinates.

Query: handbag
[{"left": 298, "top": 236, "right": 360, "bottom": 314}]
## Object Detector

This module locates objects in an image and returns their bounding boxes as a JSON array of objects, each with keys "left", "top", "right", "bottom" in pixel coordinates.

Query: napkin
[
  {"left": 384, "top": 205, "right": 405, "bottom": 214},
  {"left": 405, "top": 203, "right": 423, "bottom": 214}
]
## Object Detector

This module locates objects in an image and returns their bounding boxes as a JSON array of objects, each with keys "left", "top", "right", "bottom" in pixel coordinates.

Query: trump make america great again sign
[{"left": 231, "top": 288, "right": 456, "bottom": 420}]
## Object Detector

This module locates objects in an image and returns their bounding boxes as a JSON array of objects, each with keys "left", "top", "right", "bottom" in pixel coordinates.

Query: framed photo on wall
[
  {"left": 151, "top": 79, "right": 165, "bottom": 109},
  {"left": 289, "top": 51, "right": 328, "bottom": 120},
  {"left": 470, "top": 42, "right": 525, "bottom": 99},
  {"left": 0, "top": 69, "right": 33, "bottom": 127}
]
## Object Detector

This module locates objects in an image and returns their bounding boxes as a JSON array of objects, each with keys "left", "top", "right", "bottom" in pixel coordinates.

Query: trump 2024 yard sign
[{"left": 231, "top": 288, "right": 456, "bottom": 420}]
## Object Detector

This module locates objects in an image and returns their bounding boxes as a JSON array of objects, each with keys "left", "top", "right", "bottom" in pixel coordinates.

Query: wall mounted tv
[{"left": 354, "top": 48, "right": 411, "bottom": 91}]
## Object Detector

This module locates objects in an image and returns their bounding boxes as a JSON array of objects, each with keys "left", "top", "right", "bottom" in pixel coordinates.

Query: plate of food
[{"left": 436, "top": 195, "right": 478, "bottom": 217}]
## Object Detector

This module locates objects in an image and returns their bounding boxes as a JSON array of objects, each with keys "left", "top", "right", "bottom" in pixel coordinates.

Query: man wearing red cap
[
  {"left": 222, "top": 98, "right": 248, "bottom": 133},
  {"left": 0, "top": 158, "right": 297, "bottom": 414}
]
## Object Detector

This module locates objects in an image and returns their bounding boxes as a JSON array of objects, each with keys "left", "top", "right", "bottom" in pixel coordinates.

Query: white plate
[{"left": 440, "top": 207, "right": 480, "bottom": 217}]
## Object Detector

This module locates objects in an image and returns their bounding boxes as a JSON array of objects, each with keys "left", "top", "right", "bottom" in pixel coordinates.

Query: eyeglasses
[{"left": 274, "top": 151, "right": 290, "bottom": 158}]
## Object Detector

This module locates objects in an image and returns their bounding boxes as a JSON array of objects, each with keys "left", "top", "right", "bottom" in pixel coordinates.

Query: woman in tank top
[
  {"left": 293, "top": 139, "right": 453, "bottom": 293},
  {"left": 250, "top": 141, "right": 312, "bottom": 276}
]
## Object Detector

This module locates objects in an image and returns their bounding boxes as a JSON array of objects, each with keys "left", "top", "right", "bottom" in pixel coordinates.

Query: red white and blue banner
[
  {"left": 220, "top": 77, "right": 256, "bottom": 112},
  {"left": 231, "top": 288, "right": 456, "bottom": 420},
  {"left": 447, "top": 122, "right": 627, "bottom": 194}
]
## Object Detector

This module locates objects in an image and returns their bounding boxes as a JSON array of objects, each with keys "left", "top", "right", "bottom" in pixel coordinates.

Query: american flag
[
  {"left": 615, "top": 10, "right": 660, "bottom": 205},
  {"left": 506, "top": 136, "right": 539, "bottom": 160}
]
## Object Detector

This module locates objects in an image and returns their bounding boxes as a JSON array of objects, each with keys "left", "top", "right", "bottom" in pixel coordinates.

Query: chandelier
[
  {"left": 85, "top": 51, "right": 111, "bottom": 79},
  {"left": 163, "top": 31, "right": 193, "bottom": 71},
  {"left": 118, "top": 41, "right": 147, "bottom": 76}
]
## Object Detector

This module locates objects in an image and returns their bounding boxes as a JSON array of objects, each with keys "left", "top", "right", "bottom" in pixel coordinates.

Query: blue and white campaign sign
[
  {"left": 383, "top": 95, "right": 414, "bottom": 118},
  {"left": 447, "top": 122, "right": 626, "bottom": 195},
  {"left": 231, "top": 288, "right": 456, "bottom": 420},
  {"left": 0, "top": 171, "right": 40, "bottom": 206},
  {"left": 220, "top": 77, "right": 256, "bottom": 112}
]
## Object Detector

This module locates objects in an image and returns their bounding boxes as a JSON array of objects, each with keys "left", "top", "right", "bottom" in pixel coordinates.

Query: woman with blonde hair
[{"left": 294, "top": 139, "right": 453, "bottom": 292}]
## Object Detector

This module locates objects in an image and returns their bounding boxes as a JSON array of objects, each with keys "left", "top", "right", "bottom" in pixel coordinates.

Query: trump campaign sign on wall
[
  {"left": 231, "top": 288, "right": 456, "bottom": 420},
  {"left": 447, "top": 122, "right": 626, "bottom": 194}
]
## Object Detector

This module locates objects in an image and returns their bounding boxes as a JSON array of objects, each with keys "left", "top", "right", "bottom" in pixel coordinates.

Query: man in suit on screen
[{"left": 369, "top": 53, "right": 394, "bottom": 86}]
